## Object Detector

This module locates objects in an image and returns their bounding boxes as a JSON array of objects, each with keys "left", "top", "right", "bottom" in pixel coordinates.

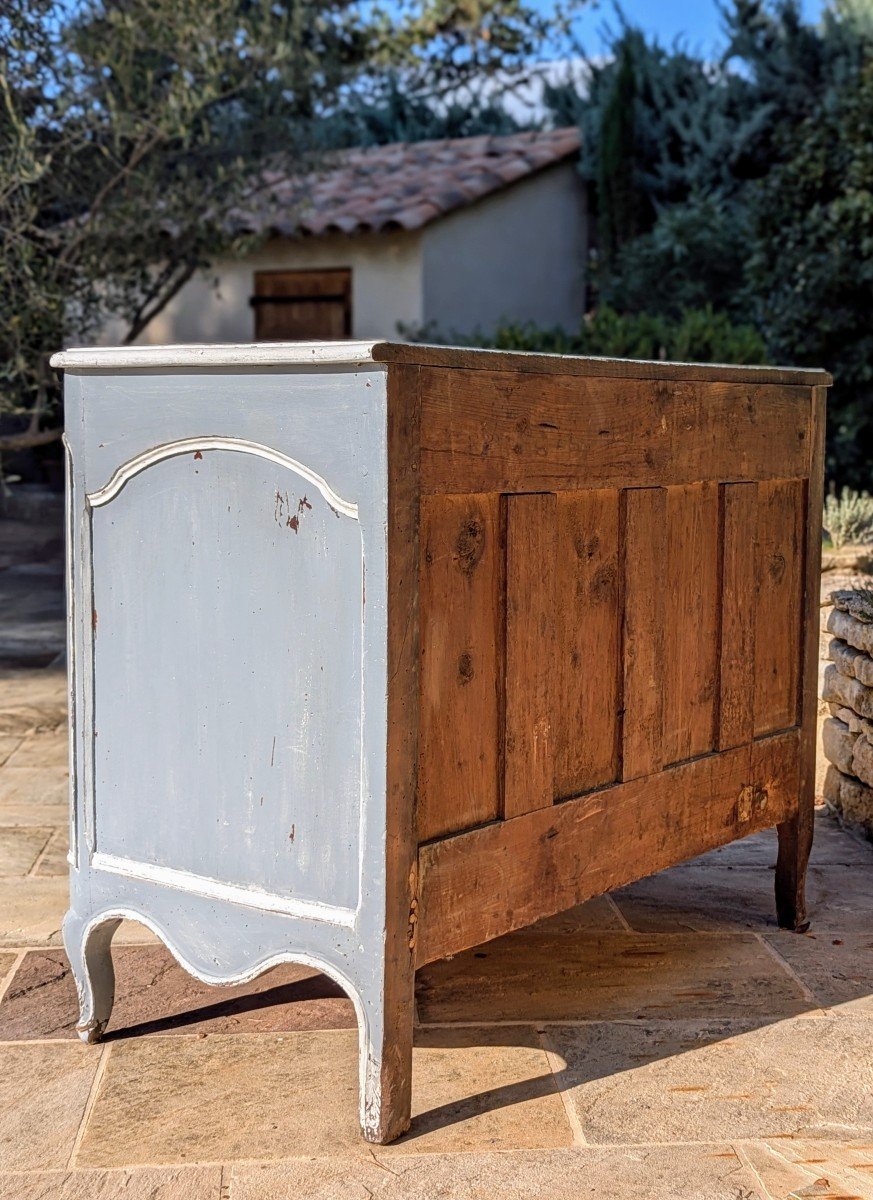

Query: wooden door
[{"left": 252, "top": 269, "right": 351, "bottom": 340}]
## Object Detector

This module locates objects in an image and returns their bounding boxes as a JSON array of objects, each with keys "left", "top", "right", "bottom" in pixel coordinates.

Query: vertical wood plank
[
  {"left": 417, "top": 492, "right": 502, "bottom": 842},
  {"left": 622, "top": 488, "right": 667, "bottom": 780},
  {"left": 776, "top": 387, "right": 826, "bottom": 928},
  {"left": 752, "top": 731, "right": 800, "bottom": 828},
  {"left": 754, "top": 478, "right": 805, "bottom": 736},
  {"left": 663, "top": 482, "right": 720, "bottom": 765},
  {"left": 553, "top": 490, "right": 622, "bottom": 797},
  {"left": 378, "top": 362, "right": 421, "bottom": 1143},
  {"left": 504, "top": 492, "right": 556, "bottom": 819},
  {"left": 719, "top": 483, "right": 758, "bottom": 749}
]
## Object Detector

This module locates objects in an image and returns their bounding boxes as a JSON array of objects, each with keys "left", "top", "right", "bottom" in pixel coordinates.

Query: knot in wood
[
  {"left": 457, "top": 651, "right": 475, "bottom": 685},
  {"left": 769, "top": 552, "right": 786, "bottom": 583},
  {"left": 455, "top": 519, "right": 485, "bottom": 575},
  {"left": 574, "top": 532, "right": 599, "bottom": 561}
]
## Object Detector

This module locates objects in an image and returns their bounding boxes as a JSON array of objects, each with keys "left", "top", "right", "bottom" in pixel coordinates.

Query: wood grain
[
  {"left": 418, "top": 369, "right": 814, "bottom": 495},
  {"left": 417, "top": 729, "right": 800, "bottom": 965},
  {"left": 373, "top": 343, "right": 830, "bottom": 387},
  {"left": 379, "top": 362, "right": 421, "bottom": 1142},
  {"left": 417, "top": 492, "right": 503, "bottom": 842},
  {"left": 777, "top": 386, "right": 827, "bottom": 928},
  {"left": 503, "top": 493, "right": 556, "bottom": 819},
  {"left": 663, "top": 482, "right": 720, "bottom": 765},
  {"left": 622, "top": 488, "right": 667, "bottom": 780},
  {"left": 56, "top": 342, "right": 831, "bottom": 386},
  {"left": 752, "top": 730, "right": 801, "bottom": 826},
  {"left": 553, "top": 490, "right": 622, "bottom": 797},
  {"left": 719, "top": 482, "right": 758, "bottom": 750},
  {"left": 754, "top": 478, "right": 805, "bottom": 736}
]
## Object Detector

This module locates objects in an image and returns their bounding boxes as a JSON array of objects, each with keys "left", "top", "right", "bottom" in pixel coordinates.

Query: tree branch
[
  {"left": 0, "top": 427, "right": 63, "bottom": 452},
  {"left": 54, "top": 130, "right": 164, "bottom": 272},
  {"left": 122, "top": 259, "right": 198, "bottom": 344}
]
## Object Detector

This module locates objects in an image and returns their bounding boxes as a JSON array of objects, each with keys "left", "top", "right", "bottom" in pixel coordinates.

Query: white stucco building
[{"left": 130, "top": 128, "right": 588, "bottom": 345}]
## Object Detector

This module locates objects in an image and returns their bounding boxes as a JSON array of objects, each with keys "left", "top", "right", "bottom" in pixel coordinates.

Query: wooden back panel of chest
[{"left": 408, "top": 364, "right": 825, "bottom": 966}]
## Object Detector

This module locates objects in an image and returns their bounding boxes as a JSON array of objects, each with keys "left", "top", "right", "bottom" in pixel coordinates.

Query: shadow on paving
[
  {"left": 2, "top": 823, "right": 871, "bottom": 1145},
  {"left": 0, "top": 511, "right": 65, "bottom": 670}
]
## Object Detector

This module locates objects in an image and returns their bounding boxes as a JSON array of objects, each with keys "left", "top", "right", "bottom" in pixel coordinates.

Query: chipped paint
[
  {"left": 88, "top": 438, "right": 358, "bottom": 519},
  {"left": 64, "top": 357, "right": 395, "bottom": 1143},
  {"left": 91, "top": 853, "right": 356, "bottom": 924}
]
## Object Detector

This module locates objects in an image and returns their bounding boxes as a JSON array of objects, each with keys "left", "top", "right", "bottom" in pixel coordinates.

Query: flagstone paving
[
  {"left": 416, "top": 931, "right": 815, "bottom": 1023},
  {"left": 762, "top": 930, "right": 873, "bottom": 1014},
  {"left": 0, "top": 946, "right": 357, "bottom": 1042},
  {"left": 546, "top": 1017, "right": 873, "bottom": 1145},
  {"left": 0, "top": 515, "right": 872, "bottom": 1198},
  {"left": 0, "top": 827, "right": 53, "bottom": 877}
]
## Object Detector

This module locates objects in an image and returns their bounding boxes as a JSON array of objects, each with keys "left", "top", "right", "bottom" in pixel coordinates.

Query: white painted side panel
[
  {"left": 63, "top": 361, "right": 394, "bottom": 1136},
  {"left": 90, "top": 444, "right": 363, "bottom": 911}
]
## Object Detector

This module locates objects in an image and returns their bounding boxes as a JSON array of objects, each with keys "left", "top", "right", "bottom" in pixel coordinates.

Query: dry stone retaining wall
[{"left": 821, "top": 588, "right": 873, "bottom": 839}]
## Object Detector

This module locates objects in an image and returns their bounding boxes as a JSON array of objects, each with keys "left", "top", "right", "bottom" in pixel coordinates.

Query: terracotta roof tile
[{"left": 240, "top": 127, "right": 581, "bottom": 237}]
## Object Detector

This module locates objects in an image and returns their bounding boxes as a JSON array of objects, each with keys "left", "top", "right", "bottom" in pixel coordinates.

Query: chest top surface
[{"left": 51, "top": 339, "right": 831, "bottom": 388}]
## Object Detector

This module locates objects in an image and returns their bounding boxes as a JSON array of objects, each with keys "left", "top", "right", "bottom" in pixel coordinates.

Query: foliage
[
  {"left": 403, "top": 303, "right": 769, "bottom": 364},
  {"left": 595, "top": 39, "right": 641, "bottom": 265},
  {"left": 740, "top": 10, "right": 873, "bottom": 486},
  {"left": 0, "top": 0, "right": 570, "bottom": 453},
  {"left": 560, "top": 1, "right": 873, "bottom": 486},
  {"left": 315, "top": 71, "right": 526, "bottom": 150},
  {"left": 565, "top": 20, "right": 760, "bottom": 221},
  {"left": 603, "top": 193, "right": 752, "bottom": 319},
  {"left": 823, "top": 488, "right": 873, "bottom": 549}
]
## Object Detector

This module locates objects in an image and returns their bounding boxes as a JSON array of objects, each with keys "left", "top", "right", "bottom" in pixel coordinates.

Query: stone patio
[{"left": 1, "top": 512, "right": 873, "bottom": 1198}]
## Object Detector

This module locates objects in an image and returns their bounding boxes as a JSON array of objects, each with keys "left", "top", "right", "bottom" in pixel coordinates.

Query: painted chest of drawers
[{"left": 52, "top": 341, "right": 829, "bottom": 1142}]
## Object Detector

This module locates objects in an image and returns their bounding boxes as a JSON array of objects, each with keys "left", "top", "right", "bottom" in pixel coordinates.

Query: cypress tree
[{"left": 597, "top": 41, "right": 644, "bottom": 265}]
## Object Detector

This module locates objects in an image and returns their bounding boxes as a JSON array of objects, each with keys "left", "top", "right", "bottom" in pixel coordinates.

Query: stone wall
[{"left": 821, "top": 588, "right": 873, "bottom": 839}]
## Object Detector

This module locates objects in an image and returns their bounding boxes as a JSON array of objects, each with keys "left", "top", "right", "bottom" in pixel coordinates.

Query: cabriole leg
[
  {"left": 360, "top": 962, "right": 414, "bottom": 1144},
  {"left": 62, "top": 912, "right": 122, "bottom": 1043},
  {"left": 775, "top": 809, "right": 814, "bottom": 930}
]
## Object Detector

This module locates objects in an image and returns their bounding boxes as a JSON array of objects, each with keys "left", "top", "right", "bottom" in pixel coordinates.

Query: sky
[{"left": 566, "top": 0, "right": 827, "bottom": 57}]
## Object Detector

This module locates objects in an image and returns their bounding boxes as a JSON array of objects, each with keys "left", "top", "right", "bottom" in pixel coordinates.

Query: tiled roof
[{"left": 235, "top": 127, "right": 581, "bottom": 238}]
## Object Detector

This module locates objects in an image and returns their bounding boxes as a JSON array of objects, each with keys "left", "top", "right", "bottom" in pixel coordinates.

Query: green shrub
[
  {"left": 823, "top": 488, "right": 873, "bottom": 550},
  {"left": 403, "top": 304, "right": 769, "bottom": 366}
]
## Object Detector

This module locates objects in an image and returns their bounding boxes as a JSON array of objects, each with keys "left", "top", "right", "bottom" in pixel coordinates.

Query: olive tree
[{"left": 0, "top": 0, "right": 573, "bottom": 452}]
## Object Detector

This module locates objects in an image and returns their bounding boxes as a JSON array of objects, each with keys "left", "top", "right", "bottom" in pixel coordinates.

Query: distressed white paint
[
  {"left": 86, "top": 435, "right": 359, "bottom": 517},
  {"left": 63, "top": 436, "right": 80, "bottom": 867},
  {"left": 89, "top": 447, "right": 364, "bottom": 909},
  {"left": 51, "top": 341, "right": 382, "bottom": 371},
  {"left": 64, "top": 906, "right": 372, "bottom": 1121},
  {"left": 91, "top": 854, "right": 357, "bottom": 925},
  {"left": 61, "top": 353, "right": 396, "bottom": 1141}
]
